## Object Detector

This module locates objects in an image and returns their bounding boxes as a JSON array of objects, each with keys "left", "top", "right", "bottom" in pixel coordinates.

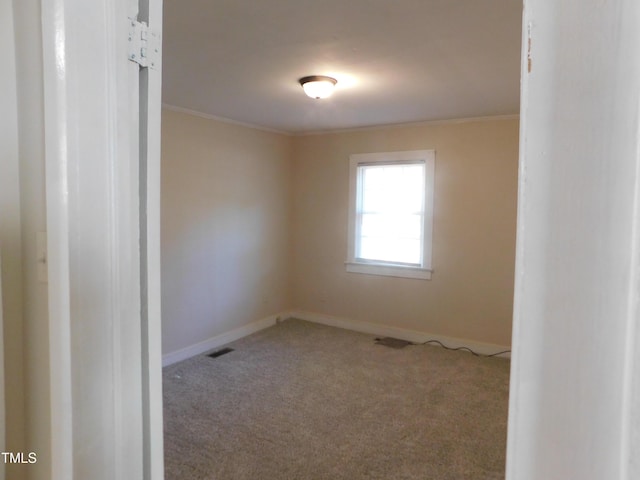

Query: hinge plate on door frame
[{"left": 128, "top": 18, "right": 160, "bottom": 70}]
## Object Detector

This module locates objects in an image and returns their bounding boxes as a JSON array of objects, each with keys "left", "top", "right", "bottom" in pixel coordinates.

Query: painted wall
[
  {"left": 291, "top": 118, "right": 519, "bottom": 346},
  {"left": 2, "top": 0, "right": 50, "bottom": 479},
  {"left": 161, "top": 109, "right": 292, "bottom": 354},
  {"left": 0, "top": 0, "right": 25, "bottom": 478},
  {"left": 506, "top": 1, "right": 640, "bottom": 478}
]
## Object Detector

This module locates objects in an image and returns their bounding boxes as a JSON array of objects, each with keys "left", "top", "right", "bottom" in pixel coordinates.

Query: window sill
[{"left": 345, "top": 261, "right": 432, "bottom": 280}]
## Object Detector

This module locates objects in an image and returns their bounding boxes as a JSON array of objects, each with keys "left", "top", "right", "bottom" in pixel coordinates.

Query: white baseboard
[
  {"left": 286, "top": 310, "right": 511, "bottom": 358},
  {"left": 162, "top": 313, "right": 283, "bottom": 367},
  {"left": 163, "top": 310, "right": 511, "bottom": 366}
]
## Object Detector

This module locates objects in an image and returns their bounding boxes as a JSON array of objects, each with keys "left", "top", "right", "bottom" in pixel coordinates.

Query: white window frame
[{"left": 346, "top": 150, "right": 435, "bottom": 280}]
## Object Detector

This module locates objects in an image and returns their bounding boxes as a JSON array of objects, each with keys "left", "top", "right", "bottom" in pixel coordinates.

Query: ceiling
[{"left": 162, "top": 0, "right": 522, "bottom": 134}]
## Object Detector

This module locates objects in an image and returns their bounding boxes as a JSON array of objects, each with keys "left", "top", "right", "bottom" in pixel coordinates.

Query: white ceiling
[{"left": 162, "top": 0, "right": 522, "bottom": 134}]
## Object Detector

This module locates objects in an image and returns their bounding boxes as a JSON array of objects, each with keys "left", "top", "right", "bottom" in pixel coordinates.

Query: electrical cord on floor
[{"left": 418, "top": 339, "right": 511, "bottom": 358}]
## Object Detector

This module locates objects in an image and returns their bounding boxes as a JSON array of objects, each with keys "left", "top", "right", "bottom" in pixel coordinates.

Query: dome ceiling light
[{"left": 299, "top": 75, "right": 338, "bottom": 99}]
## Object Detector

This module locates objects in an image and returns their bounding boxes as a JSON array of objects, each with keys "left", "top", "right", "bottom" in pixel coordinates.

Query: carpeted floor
[{"left": 163, "top": 319, "right": 510, "bottom": 480}]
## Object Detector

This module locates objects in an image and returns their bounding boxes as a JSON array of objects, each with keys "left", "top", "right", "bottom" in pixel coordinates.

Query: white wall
[
  {"left": 13, "top": 0, "right": 51, "bottom": 473},
  {"left": 506, "top": 1, "right": 640, "bottom": 478},
  {"left": 0, "top": 253, "right": 5, "bottom": 480},
  {"left": 1, "top": 1, "right": 49, "bottom": 479},
  {"left": 161, "top": 109, "right": 293, "bottom": 356},
  {"left": 0, "top": 1, "right": 23, "bottom": 477}
]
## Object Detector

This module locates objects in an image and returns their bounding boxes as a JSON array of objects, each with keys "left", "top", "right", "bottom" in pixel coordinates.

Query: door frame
[
  {"left": 41, "top": 0, "right": 164, "bottom": 477},
  {"left": 506, "top": 1, "right": 640, "bottom": 478},
  {"left": 39, "top": 0, "right": 640, "bottom": 479}
]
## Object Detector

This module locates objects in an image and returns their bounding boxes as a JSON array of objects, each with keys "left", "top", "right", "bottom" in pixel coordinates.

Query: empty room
[
  {"left": 160, "top": 1, "right": 520, "bottom": 478},
  {"left": 0, "top": 0, "right": 640, "bottom": 480},
  {"left": 4, "top": 0, "right": 640, "bottom": 479}
]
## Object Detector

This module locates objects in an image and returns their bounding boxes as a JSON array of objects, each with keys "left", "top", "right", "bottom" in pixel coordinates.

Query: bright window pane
[
  {"left": 360, "top": 237, "right": 421, "bottom": 264},
  {"left": 360, "top": 213, "right": 386, "bottom": 238},
  {"left": 356, "top": 162, "right": 425, "bottom": 265},
  {"left": 361, "top": 214, "right": 421, "bottom": 239}
]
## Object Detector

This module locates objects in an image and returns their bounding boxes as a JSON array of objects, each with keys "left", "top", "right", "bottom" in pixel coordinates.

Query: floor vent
[
  {"left": 374, "top": 337, "right": 413, "bottom": 349},
  {"left": 207, "top": 347, "right": 234, "bottom": 358}
]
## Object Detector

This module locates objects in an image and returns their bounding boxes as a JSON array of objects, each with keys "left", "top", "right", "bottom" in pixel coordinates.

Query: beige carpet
[{"left": 163, "top": 319, "right": 510, "bottom": 479}]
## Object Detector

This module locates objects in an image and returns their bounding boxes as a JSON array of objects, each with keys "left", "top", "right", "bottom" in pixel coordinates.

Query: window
[{"left": 346, "top": 150, "right": 435, "bottom": 280}]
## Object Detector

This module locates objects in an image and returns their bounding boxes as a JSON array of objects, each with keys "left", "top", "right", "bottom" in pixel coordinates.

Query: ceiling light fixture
[{"left": 299, "top": 75, "right": 338, "bottom": 99}]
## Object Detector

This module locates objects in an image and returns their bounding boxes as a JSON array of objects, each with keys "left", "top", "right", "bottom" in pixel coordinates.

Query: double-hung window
[{"left": 346, "top": 150, "right": 435, "bottom": 280}]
